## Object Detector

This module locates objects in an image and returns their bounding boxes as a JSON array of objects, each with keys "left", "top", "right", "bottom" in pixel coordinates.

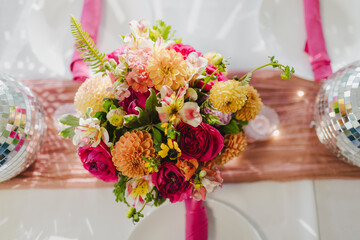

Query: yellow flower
[
  {"left": 235, "top": 85, "right": 263, "bottom": 121},
  {"left": 146, "top": 48, "right": 187, "bottom": 91},
  {"left": 209, "top": 80, "right": 247, "bottom": 114},
  {"left": 74, "top": 75, "right": 114, "bottom": 117},
  {"left": 158, "top": 138, "right": 181, "bottom": 160}
]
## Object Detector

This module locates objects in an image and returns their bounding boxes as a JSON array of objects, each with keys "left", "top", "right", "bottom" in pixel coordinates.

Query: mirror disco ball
[
  {"left": 0, "top": 73, "right": 45, "bottom": 182},
  {"left": 314, "top": 61, "right": 360, "bottom": 166}
]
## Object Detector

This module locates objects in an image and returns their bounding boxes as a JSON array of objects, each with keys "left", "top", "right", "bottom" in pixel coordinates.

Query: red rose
[
  {"left": 197, "top": 64, "right": 228, "bottom": 91},
  {"left": 78, "top": 142, "right": 118, "bottom": 182},
  {"left": 177, "top": 122, "right": 224, "bottom": 162},
  {"left": 152, "top": 162, "right": 193, "bottom": 203},
  {"left": 171, "top": 43, "right": 201, "bottom": 60},
  {"left": 118, "top": 88, "right": 149, "bottom": 115}
]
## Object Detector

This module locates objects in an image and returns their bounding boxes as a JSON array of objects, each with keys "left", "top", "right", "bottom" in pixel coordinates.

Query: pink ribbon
[
  {"left": 70, "top": 0, "right": 102, "bottom": 82},
  {"left": 185, "top": 199, "right": 208, "bottom": 240},
  {"left": 303, "top": 0, "right": 332, "bottom": 81}
]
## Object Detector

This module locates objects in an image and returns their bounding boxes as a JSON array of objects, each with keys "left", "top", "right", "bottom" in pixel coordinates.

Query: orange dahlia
[
  {"left": 146, "top": 48, "right": 187, "bottom": 91},
  {"left": 235, "top": 85, "right": 262, "bottom": 121},
  {"left": 111, "top": 130, "right": 155, "bottom": 178},
  {"left": 214, "top": 132, "right": 247, "bottom": 166}
]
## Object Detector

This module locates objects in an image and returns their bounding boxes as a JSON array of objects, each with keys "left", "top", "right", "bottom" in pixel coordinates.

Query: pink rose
[
  {"left": 107, "top": 45, "right": 128, "bottom": 63},
  {"left": 197, "top": 64, "right": 228, "bottom": 91},
  {"left": 171, "top": 43, "right": 201, "bottom": 60},
  {"left": 177, "top": 122, "right": 224, "bottom": 162},
  {"left": 78, "top": 142, "right": 118, "bottom": 182},
  {"left": 118, "top": 88, "right": 149, "bottom": 115},
  {"left": 152, "top": 162, "right": 193, "bottom": 203}
]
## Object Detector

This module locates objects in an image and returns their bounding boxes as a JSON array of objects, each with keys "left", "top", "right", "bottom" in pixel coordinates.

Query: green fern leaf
[{"left": 70, "top": 15, "right": 107, "bottom": 73}]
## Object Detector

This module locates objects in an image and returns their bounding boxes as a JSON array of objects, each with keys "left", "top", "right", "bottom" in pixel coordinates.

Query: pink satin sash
[
  {"left": 70, "top": 0, "right": 102, "bottom": 82},
  {"left": 303, "top": 0, "right": 332, "bottom": 81}
]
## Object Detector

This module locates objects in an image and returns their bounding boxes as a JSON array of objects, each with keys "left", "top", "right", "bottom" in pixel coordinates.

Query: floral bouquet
[{"left": 60, "top": 17, "right": 294, "bottom": 223}]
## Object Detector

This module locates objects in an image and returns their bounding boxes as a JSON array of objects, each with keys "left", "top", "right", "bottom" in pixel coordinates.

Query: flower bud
[
  {"left": 127, "top": 207, "right": 136, "bottom": 218},
  {"left": 204, "top": 52, "right": 223, "bottom": 66},
  {"left": 199, "top": 170, "right": 207, "bottom": 178},
  {"left": 106, "top": 108, "right": 126, "bottom": 127}
]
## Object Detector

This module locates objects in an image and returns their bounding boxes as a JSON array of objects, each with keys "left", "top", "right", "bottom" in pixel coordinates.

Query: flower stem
[{"left": 238, "top": 63, "right": 286, "bottom": 82}]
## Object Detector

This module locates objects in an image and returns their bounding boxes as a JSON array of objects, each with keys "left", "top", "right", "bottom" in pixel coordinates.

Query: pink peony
[
  {"left": 177, "top": 122, "right": 224, "bottom": 162},
  {"left": 152, "top": 162, "right": 193, "bottom": 203},
  {"left": 78, "top": 141, "right": 118, "bottom": 182},
  {"left": 197, "top": 64, "right": 228, "bottom": 91},
  {"left": 118, "top": 88, "right": 149, "bottom": 115},
  {"left": 171, "top": 43, "right": 201, "bottom": 60}
]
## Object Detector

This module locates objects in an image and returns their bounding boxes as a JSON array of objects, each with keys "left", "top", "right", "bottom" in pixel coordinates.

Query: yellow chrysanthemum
[
  {"left": 209, "top": 80, "right": 247, "bottom": 114},
  {"left": 214, "top": 132, "right": 247, "bottom": 166},
  {"left": 235, "top": 85, "right": 263, "bottom": 121},
  {"left": 146, "top": 48, "right": 187, "bottom": 91},
  {"left": 74, "top": 75, "right": 114, "bottom": 117}
]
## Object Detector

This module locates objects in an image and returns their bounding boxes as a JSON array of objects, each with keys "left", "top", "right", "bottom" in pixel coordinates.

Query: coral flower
[
  {"left": 111, "top": 130, "right": 155, "bottom": 178},
  {"left": 176, "top": 158, "right": 198, "bottom": 181},
  {"left": 125, "top": 49, "right": 154, "bottom": 93},
  {"left": 209, "top": 80, "right": 247, "bottom": 114},
  {"left": 74, "top": 75, "right": 114, "bottom": 117},
  {"left": 235, "top": 85, "right": 263, "bottom": 121},
  {"left": 146, "top": 48, "right": 187, "bottom": 91}
]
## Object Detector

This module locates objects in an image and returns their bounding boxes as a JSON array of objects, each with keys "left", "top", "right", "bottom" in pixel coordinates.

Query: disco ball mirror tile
[
  {"left": 314, "top": 61, "right": 360, "bottom": 166},
  {"left": 0, "top": 73, "right": 45, "bottom": 182}
]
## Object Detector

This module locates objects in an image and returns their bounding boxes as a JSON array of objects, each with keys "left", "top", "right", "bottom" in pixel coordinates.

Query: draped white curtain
[{"left": 0, "top": 0, "right": 266, "bottom": 80}]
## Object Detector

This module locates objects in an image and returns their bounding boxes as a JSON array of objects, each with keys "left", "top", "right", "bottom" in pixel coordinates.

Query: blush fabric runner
[{"left": 1, "top": 71, "right": 360, "bottom": 189}]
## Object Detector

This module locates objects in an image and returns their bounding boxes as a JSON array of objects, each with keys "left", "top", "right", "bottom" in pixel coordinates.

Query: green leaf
[
  {"left": 94, "top": 111, "right": 107, "bottom": 123},
  {"left": 220, "top": 120, "right": 239, "bottom": 134},
  {"left": 85, "top": 107, "right": 92, "bottom": 118},
  {"left": 152, "top": 127, "right": 162, "bottom": 145},
  {"left": 203, "top": 114, "right": 223, "bottom": 126},
  {"left": 103, "top": 99, "right": 114, "bottom": 113},
  {"left": 113, "top": 175, "right": 129, "bottom": 205},
  {"left": 70, "top": 15, "right": 108, "bottom": 73},
  {"left": 145, "top": 89, "right": 157, "bottom": 113},
  {"left": 59, "top": 114, "right": 79, "bottom": 126},
  {"left": 59, "top": 126, "right": 76, "bottom": 139},
  {"left": 123, "top": 114, "right": 139, "bottom": 128}
]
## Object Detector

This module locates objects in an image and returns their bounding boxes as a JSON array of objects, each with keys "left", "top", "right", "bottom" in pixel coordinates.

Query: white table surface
[{"left": 1, "top": 0, "right": 360, "bottom": 239}]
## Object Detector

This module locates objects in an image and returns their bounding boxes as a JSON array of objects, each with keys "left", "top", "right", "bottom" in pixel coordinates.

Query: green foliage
[
  {"left": 123, "top": 90, "right": 159, "bottom": 130},
  {"left": 59, "top": 126, "right": 76, "bottom": 139},
  {"left": 70, "top": 15, "right": 107, "bottom": 73},
  {"left": 151, "top": 127, "right": 162, "bottom": 146},
  {"left": 102, "top": 98, "right": 118, "bottom": 113},
  {"left": 59, "top": 114, "right": 79, "bottom": 126},
  {"left": 113, "top": 175, "right": 129, "bottom": 206},
  {"left": 149, "top": 20, "right": 176, "bottom": 41},
  {"left": 202, "top": 114, "right": 223, "bottom": 126},
  {"left": 219, "top": 119, "right": 239, "bottom": 134}
]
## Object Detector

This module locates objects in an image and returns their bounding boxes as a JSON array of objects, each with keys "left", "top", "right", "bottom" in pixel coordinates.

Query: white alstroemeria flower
[
  {"left": 154, "top": 37, "right": 175, "bottom": 51},
  {"left": 129, "top": 19, "right": 150, "bottom": 38},
  {"left": 73, "top": 117, "right": 111, "bottom": 148},
  {"left": 123, "top": 34, "right": 153, "bottom": 50},
  {"left": 156, "top": 86, "right": 202, "bottom": 127},
  {"left": 125, "top": 175, "right": 154, "bottom": 208},
  {"left": 186, "top": 52, "right": 208, "bottom": 76}
]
